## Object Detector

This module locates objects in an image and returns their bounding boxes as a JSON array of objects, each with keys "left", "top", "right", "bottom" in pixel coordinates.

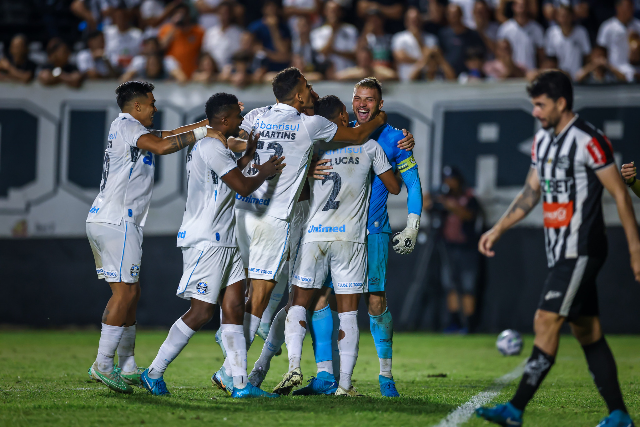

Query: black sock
[
  {"left": 510, "top": 345, "right": 555, "bottom": 411},
  {"left": 582, "top": 337, "right": 627, "bottom": 414}
]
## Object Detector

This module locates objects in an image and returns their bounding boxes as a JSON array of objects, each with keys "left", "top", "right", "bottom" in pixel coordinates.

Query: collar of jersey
[
  {"left": 272, "top": 103, "right": 301, "bottom": 114},
  {"left": 550, "top": 114, "right": 579, "bottom": 144},
  {"left": 119, "top": 112, "right": 135, "bottom": 120}
]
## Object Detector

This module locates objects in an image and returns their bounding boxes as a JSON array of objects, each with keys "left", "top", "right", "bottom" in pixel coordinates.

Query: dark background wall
[{"left": 2, "top": 226, "right": 639, "bottom": 334}]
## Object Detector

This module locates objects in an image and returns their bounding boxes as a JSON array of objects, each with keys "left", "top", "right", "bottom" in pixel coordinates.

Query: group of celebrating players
[{"left": 85, "top": 67, "right": 637, "bottom": 426}]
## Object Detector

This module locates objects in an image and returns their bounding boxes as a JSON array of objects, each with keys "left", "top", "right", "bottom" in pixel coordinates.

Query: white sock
[
  {"left": 148, "top": 318, "right": 195, "bottom": 379},
  {"left": 96, "top": 323, "right": 125, "bottom": 373},
  {"left": 260, "top": 271, "right": 287, "bottom": 324},
  {"left": 380, "top": 358, "right": 392, "bottom": 378},
  {"left": 221, "top": 324, "right": 248, "bottom": 389},
  {"left": 255, "top": 307, "right": 286, "bottom": 372},
  {"left": 117, "top": 323, "right": 137, "bottom": 373},
  {"left": 244, "top": 312, "right": 261, "bottom": 351},
  {"left": 284, "top": 305, "right": 307, "bottom": 371},
  {"left": 338, "top": 311, "right": 359, "bottom": 390},
  {"left": 331, "top": 310, "right": 341, "bottom": 378},
  {"left": 317, "top": 361, "right": 333, "bottom": 375}
]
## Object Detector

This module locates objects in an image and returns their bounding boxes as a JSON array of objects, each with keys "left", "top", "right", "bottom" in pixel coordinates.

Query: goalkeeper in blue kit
[{"left": 305, "top": 77, "right": 423, "bottom": 397}]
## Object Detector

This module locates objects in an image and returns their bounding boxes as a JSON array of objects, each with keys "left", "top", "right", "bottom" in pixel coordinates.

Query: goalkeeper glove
[{"left": 392, "top": 213, "right": 420, "bottom": 255}]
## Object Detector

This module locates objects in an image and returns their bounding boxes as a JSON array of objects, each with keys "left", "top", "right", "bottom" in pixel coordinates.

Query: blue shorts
[
  {"left": 323, "top": 233, "right": 389, "bottom": 293},
  {"left": 367, "top": 233, "right": 389, "bottom": 293}
]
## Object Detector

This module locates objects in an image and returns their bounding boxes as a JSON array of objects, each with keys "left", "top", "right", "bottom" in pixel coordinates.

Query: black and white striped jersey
[{"left": 531, "top": 115, "right": 614, "bottom": 267}]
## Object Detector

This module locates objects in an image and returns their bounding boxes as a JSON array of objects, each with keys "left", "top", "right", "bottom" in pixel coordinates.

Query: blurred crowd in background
[{"left": 1, "top": 0, "right": 639, "bottom": 87}]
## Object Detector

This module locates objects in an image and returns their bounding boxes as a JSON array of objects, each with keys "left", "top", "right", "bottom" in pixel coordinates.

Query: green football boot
[
  {"left": 89, "top": 362, "right": 133, "bottom": 394},
  {"left": 115, "top": 364, "right": 145, "bottom": 386}
]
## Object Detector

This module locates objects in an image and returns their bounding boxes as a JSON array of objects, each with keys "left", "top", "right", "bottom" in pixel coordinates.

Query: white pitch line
[{"left": 433, "top": 360, "right": 526, "bottom": 427}]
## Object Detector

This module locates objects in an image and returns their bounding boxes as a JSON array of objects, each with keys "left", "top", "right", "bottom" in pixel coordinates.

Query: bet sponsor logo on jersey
[
  {"left": 542, "top": 177, "right": 574, "bottom": 196},
  {"left": 307, "top": 223, "right": 347, "bottom": 233}
]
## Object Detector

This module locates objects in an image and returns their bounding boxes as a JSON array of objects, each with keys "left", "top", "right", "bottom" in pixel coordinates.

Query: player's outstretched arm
[
  {"left": 377, "top": 170, "right": 401, "bottom": 195},
  {"left": 597, "top": 164, "right": 640, "bottom": 282},
  {"left": 479, "top": 167, "right": 541, "bottom": 257},
  {"left": 332, "top": 111, "right": 387, "bottom": 145},
  {"left": 621, "top": 162, "right": 640, "bottom": 198},
  {"left": 223, "top": 156, "right": 286, "bottom": 197},
  {"left": 154, "top": 119, "right": 209, "bottom": 139},
  {"left": 136, "top": 126, "right": 220, "bottom": 156}
]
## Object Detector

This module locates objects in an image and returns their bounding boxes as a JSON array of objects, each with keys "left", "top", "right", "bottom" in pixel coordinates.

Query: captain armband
[{"left": 397, "top": 155, "right": 417, "bottom": 173}]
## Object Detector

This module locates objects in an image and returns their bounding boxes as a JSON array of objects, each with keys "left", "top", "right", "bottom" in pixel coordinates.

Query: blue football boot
[
  {"left": 211, "top": 368, "right": 233, "bottom": 396},
  {"left": 292, "top": 371, "right": 339, "bottom": 396},
  {"left": 231, "top": 383, "right": 279, "bottom": 398},
  {"left": 379, "top": 375, "right": 400, "bottom": 397},
  {"left": 475, "top": 402, "right": 523, "bottom": 426},
  {"left": 140, "top": 369, "right": 170, "bottom": 396},
  {"left": 596, "top": 410, "right": 635, "bottom": 427}
]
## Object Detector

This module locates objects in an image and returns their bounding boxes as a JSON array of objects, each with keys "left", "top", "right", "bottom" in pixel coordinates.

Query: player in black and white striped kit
[{"left": 476, "top": 71, "right": 640, "bottom": 427}]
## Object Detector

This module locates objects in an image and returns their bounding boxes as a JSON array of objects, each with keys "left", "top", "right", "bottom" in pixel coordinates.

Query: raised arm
[
  {"left": 479, "top": 167, "right": 541, "bottom": 257},
  {"left": 597, "top": 164, "right": 640, "bottom": 282},
  {"left": 137, "top": 121, "right": 218, "bottom": 156},
  {"left": 332, "top": 111, "right": 387, "bottom": 145}
]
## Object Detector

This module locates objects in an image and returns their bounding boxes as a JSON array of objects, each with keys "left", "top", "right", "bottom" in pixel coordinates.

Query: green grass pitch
[{"left": 0, "top": 331, "right": 638, "bottom": 426}]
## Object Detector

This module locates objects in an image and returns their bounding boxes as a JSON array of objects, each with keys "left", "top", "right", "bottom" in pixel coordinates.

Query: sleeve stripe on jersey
[{"left": 586, "top": 137, "right": 607, "bottom": 166}]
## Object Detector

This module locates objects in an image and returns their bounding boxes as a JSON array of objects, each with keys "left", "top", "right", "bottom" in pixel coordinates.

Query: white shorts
[
  {"left": 287, "top": 201, "right": 310, "bottom": 289},
  {"left": 176, "top": 245, "right": 245, "bottom": 304},
  {"left": 292, "top": 241, "right": 368, "bottom": 295},
  {"left": 86, "top": 221, "right": 143, "bottom": 283},
  {"left": 236, "top": 210, "right": 290, "bottom": 280}
]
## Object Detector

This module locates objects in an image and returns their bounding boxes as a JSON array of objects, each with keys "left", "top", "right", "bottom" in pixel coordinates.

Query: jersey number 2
[{"left": 321, "top": 172, "right": 341, "bottom": 211}]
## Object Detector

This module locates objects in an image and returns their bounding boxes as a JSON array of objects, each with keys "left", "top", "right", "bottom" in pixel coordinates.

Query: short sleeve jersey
[
  {"left": 240, "top": 105, "right": 273, "bottom": 135},
  {"left": 236, "top": 103, "right": 337, "bottom": 220},
  {"left": 177, "top": 137, "right": 239, "bottom": 249},
  {"left": 531, "top": 116, "right": 614, "bottom": 267},
  {"left": 303, "top": 139, "right": 391, "bottom": 244},
  {"left": 86, "top": 113, "right": 153, "bottom": 226},
  {"left": 544, "top": 25, "right": 591, "bottom": 78}
]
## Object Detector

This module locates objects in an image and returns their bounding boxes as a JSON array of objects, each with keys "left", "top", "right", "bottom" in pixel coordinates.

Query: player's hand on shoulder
[
  {"left": 206, "top": 128, "right": 227, "bottom": 146},
  {"left": 255, "top": 155, "right": 286, "bottom": 177},
  {"left": 245, "top": 130, "right": 260, "bottom": 153},
  {"left": 397, "top": 129, "right": 415, "bottom": 151},
  {"left": 308, "top": 155, "right": 332, "bottom": 179},
  {"left": 478, "top": 228, "right": 501, "bottom": 257},
  {"left": 621, "top": 162, "right": 636, "bottom": 183}
]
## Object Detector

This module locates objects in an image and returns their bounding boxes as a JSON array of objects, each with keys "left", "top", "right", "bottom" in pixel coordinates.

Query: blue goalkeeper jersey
[{"left": 349, "top": 121, "right": 422, "bottom": 235}]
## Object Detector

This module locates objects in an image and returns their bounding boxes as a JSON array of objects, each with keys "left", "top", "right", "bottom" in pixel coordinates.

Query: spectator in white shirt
[
  {"left": 104, "top": 5, "right": 143, "bottom": 72},
  {"left": 77, "top": 30, "right": 117, "bottom": 79},
  {"left": 120, "top": 37, "right": 187, "bottom": 82},
  {"left": 139, "top": 0, "right": 183, "bottom": 37},
  {"left": 596, "top": 0, "right": 640, "bottom": 68},
  {"left": 449, "top": 0, "right": 478, "bottom": 29},
  {"left": 496, "top": 0, "right": 544, "bottom": 70},
  {"left": 392, "top": 7, "right": 439, "bottom": 81},
  {"left": 203, "top": 1, "right": 243, "bottom": 69},
  {"left": 542, "top": 0, "right": 589, "bottom": 25},
  {"left": 283, "top": 0, "right": 322, "bottom": 42},
  {"left": 544, "top": 4, "right": 590, "bottom": 78},
  {"left": 194, "top": 0, "right": 222, "bottom": 29},
  {"left": 310, "top": 1, "right": 358, "bottom": 73}
]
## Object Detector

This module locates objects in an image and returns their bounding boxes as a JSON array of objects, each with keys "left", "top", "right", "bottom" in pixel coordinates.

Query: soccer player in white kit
[
  {"left": 273, "top": 95, "right": 401, "bottom": 396},
  {"left": 211, "top": 67, "right": 389, "bottom": 394},
  {"left": 141, "top": 93, "right": 285, "bottom": 398},
  {"left": 86, "top": 81, "right": 222, "bottom": 393}
]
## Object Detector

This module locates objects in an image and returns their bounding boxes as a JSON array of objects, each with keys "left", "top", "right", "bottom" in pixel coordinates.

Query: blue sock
[
  {"left": 370, "top": 308, "right": 393, "bottom": 377},
  {"left": 309, "top": 305, "right": 334, "bottom": 374}
]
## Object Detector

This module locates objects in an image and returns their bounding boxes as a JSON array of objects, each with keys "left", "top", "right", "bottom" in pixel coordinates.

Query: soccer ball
[{"left": 496, "top": 329, "right": 523, "bottom": 356}]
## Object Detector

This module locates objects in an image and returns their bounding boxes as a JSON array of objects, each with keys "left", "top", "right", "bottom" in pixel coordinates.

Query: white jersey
[
  {"left": 87, "top": 113, "right": 153, "bottom": 227},
  {"left": 177, "top": 136, "right": 239, "bottom": 249},
  {"left": 236, "top": 103, "right": 338, "bottom": 220},
  {"left": 239, "top": 105, "right": 273, "bottom": 135},
  {"left": 303, "top": 139, "right": 391, "bottom": 244}
]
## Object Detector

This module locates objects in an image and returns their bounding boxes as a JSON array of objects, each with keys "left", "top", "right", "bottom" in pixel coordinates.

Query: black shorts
[{"left": 538, "top": 256, "right": 604, "bottom": 321}]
